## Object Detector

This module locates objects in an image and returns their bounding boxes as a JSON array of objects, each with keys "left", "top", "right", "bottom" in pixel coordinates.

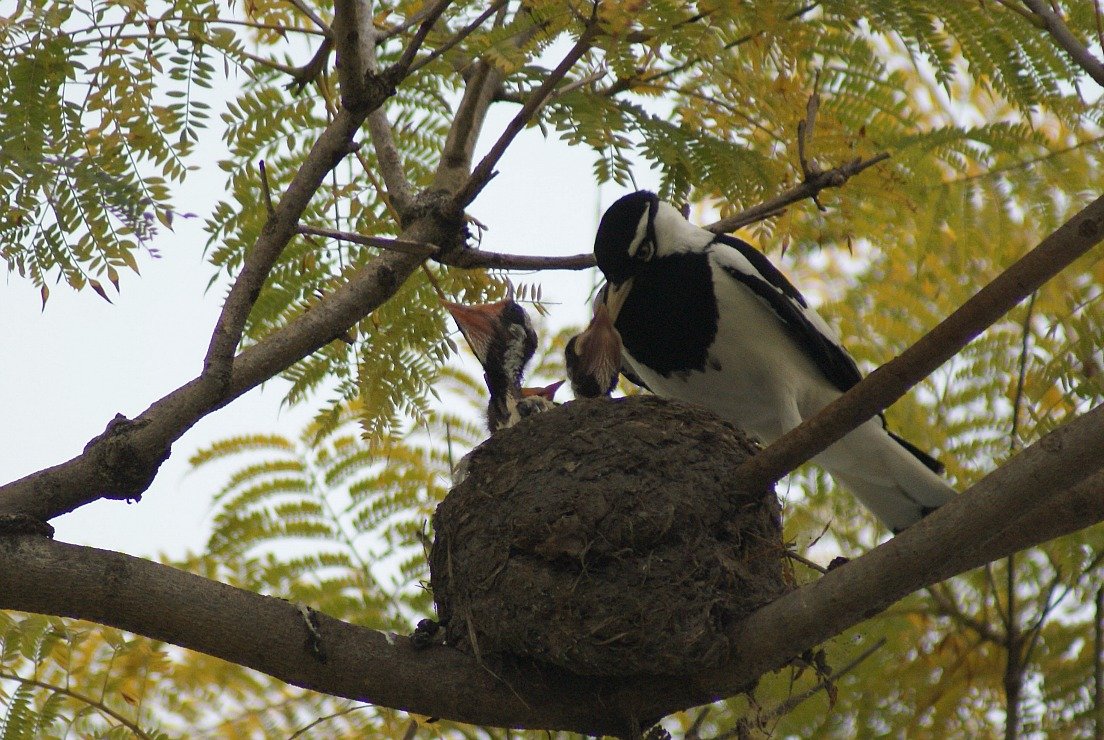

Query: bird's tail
[{"left": 815, "top": 419, "right": 956, "bottom": 533}]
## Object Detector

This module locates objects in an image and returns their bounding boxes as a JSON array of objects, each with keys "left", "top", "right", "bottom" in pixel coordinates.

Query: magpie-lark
[
  {"left": 591, "top": 190, "right": 956, "bottom": 532},
  {"left": 565, "top": 303, "right": 624, "bottom": 398},
  {"left": 443, "top": 298, "right": 560, "bottom": 432}
]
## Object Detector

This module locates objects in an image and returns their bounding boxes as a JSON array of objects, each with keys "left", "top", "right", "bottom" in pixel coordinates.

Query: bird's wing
[
  {"left": 594, "top": 283, "right": 652, "bottom": 391},
  {"left": 711, "top": 235, "right": 948, "bottom": 477},
  {"left": 709, "top": 233, "right": 863, "bottom": 395}
]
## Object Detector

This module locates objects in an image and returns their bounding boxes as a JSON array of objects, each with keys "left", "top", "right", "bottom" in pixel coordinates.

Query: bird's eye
[{"left": 636, "top": 239, "right": 655, "bottom": 261}]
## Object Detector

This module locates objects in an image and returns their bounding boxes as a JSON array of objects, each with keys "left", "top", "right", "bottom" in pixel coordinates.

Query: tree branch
[
  {"left": 0, "top": 3, "right": 532, "bottom": 524},
  {"left": 757, "top": 637, "right": 887, "bottom": 727},
  {"left": 4, "top": 398, "right": 1104, "bottom": 735},
  {"left": 1021, "top": 0, "right": 1104, "bottom": 88},
  {"left": 926, "top": 584, "right": 1005, "bottom": 644},
  {"left": 434, "top": 61, "right": 506, "bottom": 195},
  {"left": 202, "top": 108, "right": 370, "bottom": 393},
  {"left": 332, "top": 0, "right": 419, "bottom": 213},
  {"left": 405, "top": 0, "right": 509, "bottom": 77},
  {"left": 451, "top": 18, "right": 600, "bottom": 209},
  {"left": 392, "top": 0, "right": 452, "bottom": 74},
  {"left": 297, "top": 223, "right": 597, "bottom": 270},
  {"left": 704, "top": 153, "right": 890, "bottom": 234},
  {"left": 332, "top": 0, "right": 378, "bottom": 109},
  {"left": 735, "top": 191, "right": 1104, "bottom": 490},
  {"left": 287, "top": 0, "right": 332, "bottom": 35}
]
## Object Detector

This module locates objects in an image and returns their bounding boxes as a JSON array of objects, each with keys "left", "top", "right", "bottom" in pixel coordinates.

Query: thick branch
[
  {"left": 704, "top": 153, "right": 889, "bottom": 234},
  {"left": 367, "top": 0, "right": 451, "bottom": 214},
  {"left": 332, "top": 0, "right": 419, "bottom": 212},
  {"left": 297, "top": 223, "right": 596, "bottom": 270},
  {"left": 0, "top": 246, "right": 426, "bottom": 522},
  {"left": 0, "top": 92, "right": 415, "bottom": 521},
  {"left": 1021, "top": 0, "right": 1104, "bottom": 88},
  {"left": 736, "top": 192, "right": 1104, "bottom": 489},
  {"left": 435, "top": 62, "right": 505, "bottom": 194},
  {"left": 332, "top": 0, "right": 378, "bottom": 108},
  {"left": 0, "top": 0, "right": 520, "bottom": 524},
  {"left": 203, "top": 108, "right": 367, "bottom": 390},
  {"left": 3, "top": 398, "right": 1104, "bottom": 735}
]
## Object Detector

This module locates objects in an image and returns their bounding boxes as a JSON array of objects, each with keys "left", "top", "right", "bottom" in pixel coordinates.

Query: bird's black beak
[{"left": 441, "top": 299, "right": 510, "bottom": 365}]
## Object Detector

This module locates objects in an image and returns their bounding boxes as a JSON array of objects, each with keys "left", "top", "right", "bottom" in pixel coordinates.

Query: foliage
[{"left": 4, "top": 0, "right": 1104, "bottom": 736}]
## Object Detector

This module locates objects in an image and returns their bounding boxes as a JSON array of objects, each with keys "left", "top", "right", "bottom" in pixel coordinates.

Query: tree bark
[{"left": 3, "top": 398, "right": 1104, "bottom": 736}]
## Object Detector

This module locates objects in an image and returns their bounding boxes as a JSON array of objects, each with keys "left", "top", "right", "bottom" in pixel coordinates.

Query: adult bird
[
  {"left": 443, "top": 298, "right": 561, "bottom": 432},
  {"left": 592, "top": 190, "right": 956, "bottom": 532}
]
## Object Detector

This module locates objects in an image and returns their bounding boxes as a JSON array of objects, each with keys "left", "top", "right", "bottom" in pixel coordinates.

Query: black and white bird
[
  {"left": 592, "top": 190, "right": 956, "bottom": 532},
  {"left": 443, "top": 298, "right": 561, "bottom": 432}
]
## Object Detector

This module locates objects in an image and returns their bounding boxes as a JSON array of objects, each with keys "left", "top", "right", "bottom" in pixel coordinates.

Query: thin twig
[
  {"left": 948, "top": 134, "right": 1104, "bottom": 186},
  {"left": 259, "top": 160, "right": 275, "bottom": 218},
  {"left": 758, "top": 638, "right": 887, "bottom": 727},
  {"left": 452, "top": 16, "right": 601, "bottom": 208},
  {"left": 288, "top": 702, "right": 372, "bottom": 739},
  {"left": 374, "top": 4, "right": 433, "bottom": 43},
  {"left": 295, "top": 223, "right": 596, "bottom": 270},
  {"left": 297, "top": 224, "right": 436, "bottom": 257},
  {"left": 705, "top": 153, "right": 890, "bottom": 234},
  {"left": 286, "top": 0, "right": 332, "bottom": 34},
  {"left": 0, "top": 670, "right": 153, "bottom": 740},
  {"left": 407, "top": 0, "right": 509, "bottom": 76},
  {"left": 926, "top": 584, "right": 1005, "bottom": 643},
  {"left": 393, "top": 0, "right": 453, "bottom": 74},
  {"left": 603, "top": 3, "right": 820, "bottom": 96},
  {"left": 784, "top": 549, "right": 829, "bottom": 574}
]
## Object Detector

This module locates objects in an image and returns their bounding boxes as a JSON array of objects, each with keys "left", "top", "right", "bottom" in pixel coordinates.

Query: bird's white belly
[{"left": 623, "top": 269, "right": 840, "bottom": 445}]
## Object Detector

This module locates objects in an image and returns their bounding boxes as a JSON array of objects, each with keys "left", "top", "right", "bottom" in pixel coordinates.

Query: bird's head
[
  {"left": 444, "top": 297, "right": 546, "bottom": 432},
  {"left": 442, "top": 298, "right": 536, "bottom": 375},
  {"left": 593, "top": 190, "right": 712, "bottom": 285},
  {"left": 565, "top": 302, "right": 623, "bottom": 397}
]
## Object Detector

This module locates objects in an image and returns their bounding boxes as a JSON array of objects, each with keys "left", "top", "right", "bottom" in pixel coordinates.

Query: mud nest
[{"left": 429, "top": 395, "right": 790, "bottom": 677}]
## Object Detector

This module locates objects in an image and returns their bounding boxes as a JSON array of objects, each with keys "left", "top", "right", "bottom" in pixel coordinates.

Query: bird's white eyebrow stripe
[{"left": 626, "top": 210, "right": 651, "bottom": 257}]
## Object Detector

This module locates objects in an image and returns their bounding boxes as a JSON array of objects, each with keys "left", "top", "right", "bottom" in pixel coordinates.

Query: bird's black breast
[{"left": 615, "top": 253, "right": 719, "bottom": 376}]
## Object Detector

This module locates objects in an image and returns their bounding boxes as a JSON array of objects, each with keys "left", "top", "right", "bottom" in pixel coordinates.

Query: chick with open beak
[
  {"left": 443, "top": 298, "right": 561, "bottom": 432},
  {"left": 565, "top": 303, "right": 624, "bottom": 398}
]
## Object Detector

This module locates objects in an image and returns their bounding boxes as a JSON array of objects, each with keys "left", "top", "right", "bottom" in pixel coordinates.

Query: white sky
[{"left": 0, "top": 103, "right": 662, "bottom": 559}]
